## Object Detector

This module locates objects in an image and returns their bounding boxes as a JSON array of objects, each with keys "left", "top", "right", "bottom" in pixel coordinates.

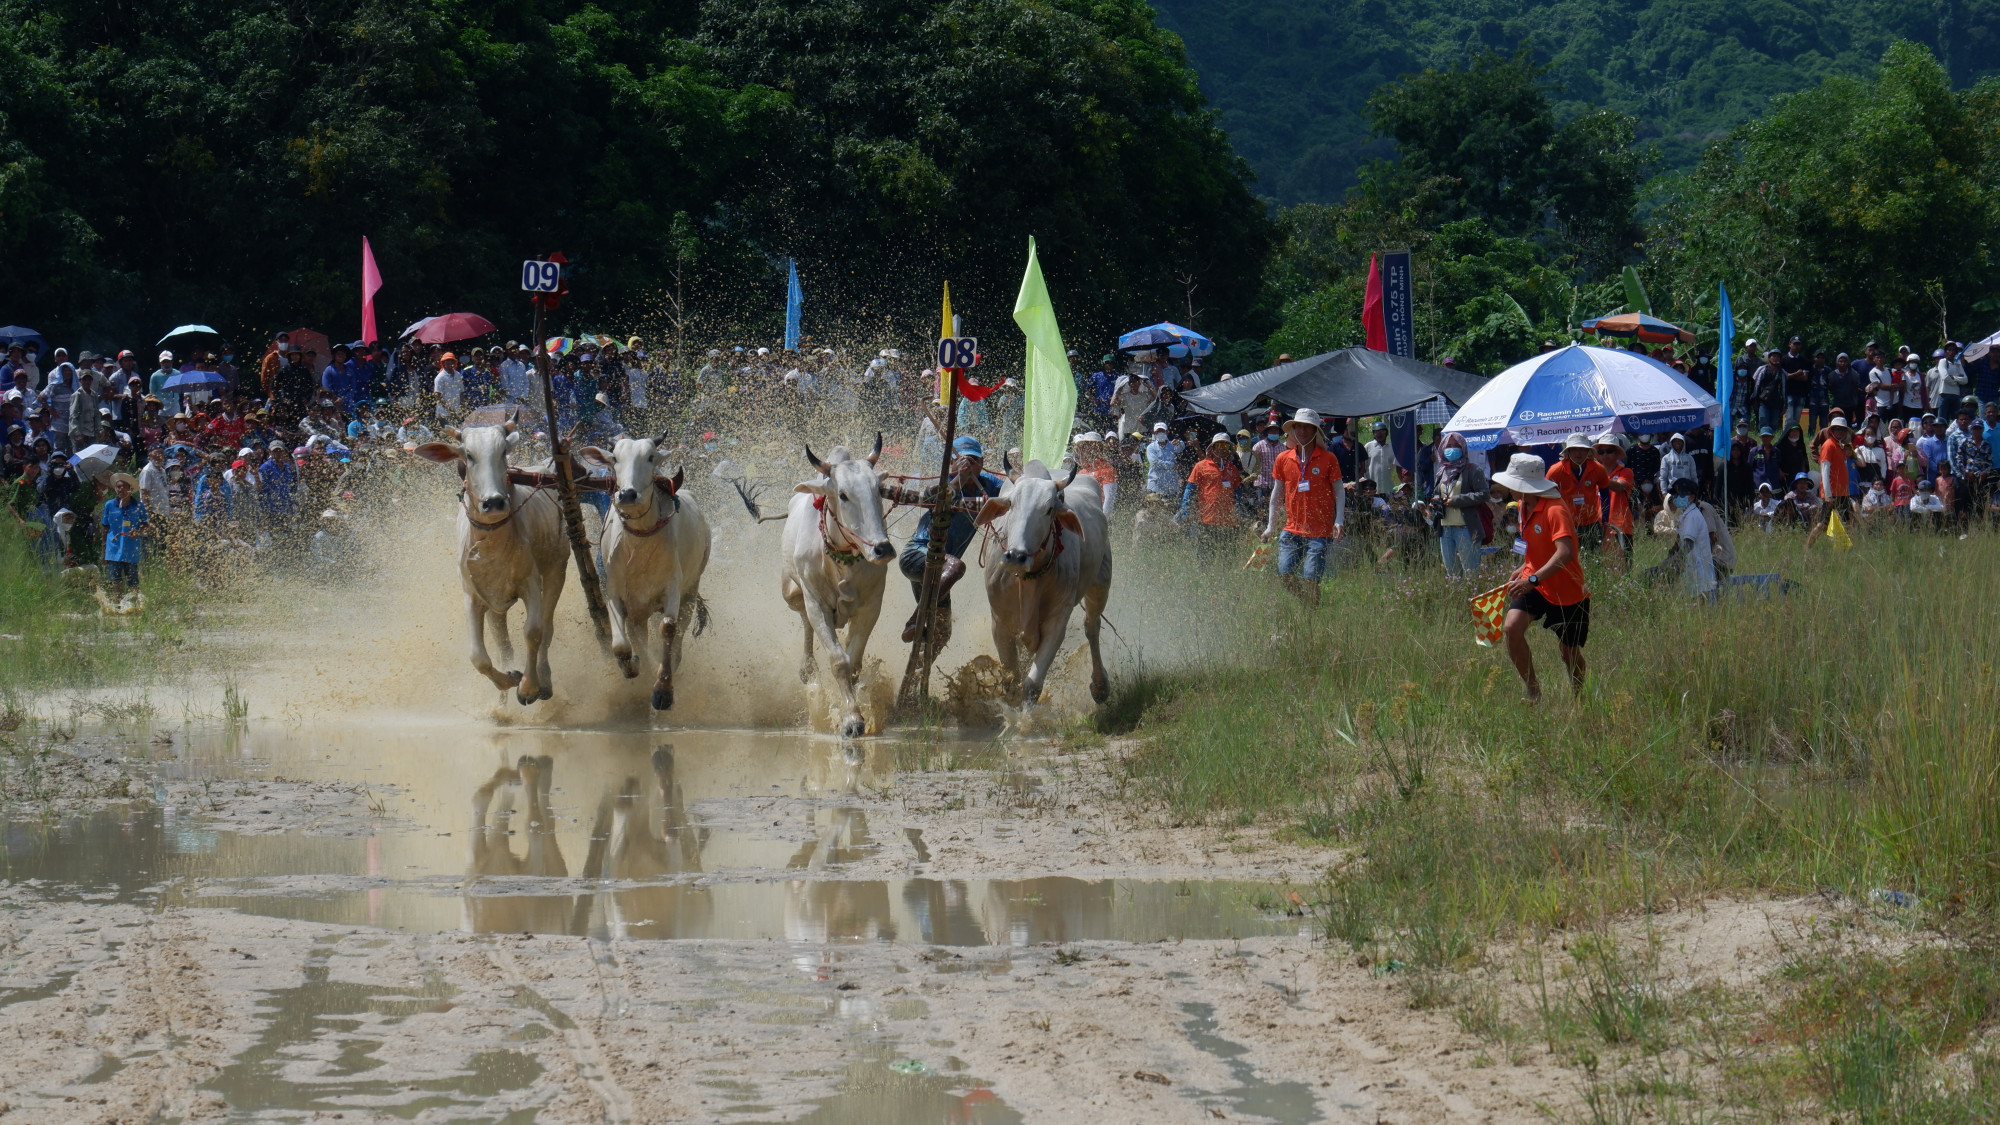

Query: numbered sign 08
[
  {"left": 936, "top": 337, "right": 978, "bottom": 370},
  {"left": 521, "top": 260, "right": 562, "bottom": 293}
]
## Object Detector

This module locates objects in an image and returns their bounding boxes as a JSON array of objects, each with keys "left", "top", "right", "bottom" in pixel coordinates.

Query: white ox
[
  {"left": 751, "top": 438, "right": 895, "bottom": 738},
  {"left": 590, "top": 434, "right": 712, "bottom": 711},
  {"left": 415, "top": 425, "right": 569, "bottom": 705},
  {"left": 977, "top": 459, "right": 1113, "bottom": 704}
]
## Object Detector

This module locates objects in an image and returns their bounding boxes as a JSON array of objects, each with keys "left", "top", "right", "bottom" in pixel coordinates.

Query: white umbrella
[
  {"left": 1962, "top": 330, "right": 2000, "bottom": 364},
  {"left": 1442, "top": 344, "right": 1719, "bottom": 449},
  {"left": 70, "top": 443, "right": 121, "bottom": 477}
]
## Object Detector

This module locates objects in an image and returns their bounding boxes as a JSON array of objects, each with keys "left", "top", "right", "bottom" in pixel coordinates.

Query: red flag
[
  {"left": 954, "top": 372, "right": 1002, "bottom": 402},
  {"left": 1362, "top": 252, "right": 1387, "bottom": 352},
  {"left": 360, "top": 237, "right": 383, "bottom": 344}
]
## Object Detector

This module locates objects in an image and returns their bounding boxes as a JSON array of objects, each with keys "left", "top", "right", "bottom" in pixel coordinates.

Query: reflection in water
[
  {"left": 464, "top": 755, "right": 577, "bottom": 935},
  {"left": 603, "top": 746, "right": 714, "bottom": 940},
  {"left": 4, "top": 723, "right": 1306, "bottom": 946}
]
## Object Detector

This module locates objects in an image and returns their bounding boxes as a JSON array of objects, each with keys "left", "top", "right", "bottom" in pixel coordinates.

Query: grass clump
[{"left": 1104, "top": 525, "right": 2000, "bottom": 1120}]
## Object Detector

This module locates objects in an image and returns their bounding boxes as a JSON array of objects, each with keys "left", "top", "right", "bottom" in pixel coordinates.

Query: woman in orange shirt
[
  {"left": 1490, "top": 453, "right": 1589, "bottom": 702},
  {"left": 1070, "top": 431, "right": 1119, "bottom": 512},
  {"left": 1592, "top": 434, "right": 1635, "bottom": 572}
]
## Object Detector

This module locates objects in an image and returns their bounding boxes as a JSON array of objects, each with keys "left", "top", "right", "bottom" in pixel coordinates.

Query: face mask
[
  {"left": 1443, "top": 447, "right": 1464, "bottom": 462},
  {"left": 1673, "top": 495, "right": 1692, "bottom": 510}
]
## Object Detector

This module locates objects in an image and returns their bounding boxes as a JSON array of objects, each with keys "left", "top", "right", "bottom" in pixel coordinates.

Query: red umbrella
[{"left": 411, "top": 312, "right": 497, "bottom": 344}]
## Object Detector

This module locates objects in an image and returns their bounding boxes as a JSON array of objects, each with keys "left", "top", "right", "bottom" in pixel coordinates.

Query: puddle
[
  {"left": 1178, "top": 1001, "right": 1324, "bottom": 1124},
  {"left": 736, "top": 1046, "right": 1020, "bottom": 1125},
  {"left": 2, "top": 723, "right": 1305, "bottom": 946}
]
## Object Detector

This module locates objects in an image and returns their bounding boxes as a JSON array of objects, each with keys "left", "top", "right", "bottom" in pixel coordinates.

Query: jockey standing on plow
[{"left": 899, "top": 434, "right": 1002, "bottom": 648}]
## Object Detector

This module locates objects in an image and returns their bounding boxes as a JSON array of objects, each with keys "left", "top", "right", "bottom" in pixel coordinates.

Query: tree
[{"left": 1650, "top": 41, "right": 2000, "bottom": 349}]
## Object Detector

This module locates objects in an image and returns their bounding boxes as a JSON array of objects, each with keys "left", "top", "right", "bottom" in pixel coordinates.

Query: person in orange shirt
[
  {"left": 1546, "top": 432, "right": 1611, "bottom": 545},
  {"left": 1070, "top": 431, "right": 1119, "bottom": 513},
  {"left": 1491, "top": 453, "right": 1590, "bottom": 701},
  {"left": 1178, "top": 432, "right": 1246, "bottom": 562},
  {"left": 1261, "top": 408, "right": 1344, "bottom": 606},
  {"left": 1818, "top": 414, "right": 1852, "bottom": 515},
  {"left": 1592, "top": 434, "right": 1635, "bottom": 572}
]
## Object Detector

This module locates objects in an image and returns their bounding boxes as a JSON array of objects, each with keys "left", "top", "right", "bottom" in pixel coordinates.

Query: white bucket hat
[
  {"left": 1492, "top": 453, "right": 1561, "bottom": 496},
  {"left": 1072, "top": 431, "right": 1103, "bottom": 445},
  {"left": 1285, "top": 407, "right": 1323, "bottom": 432},
  {"left": 1592, "top": 431, "right": 1626, "bottom": 452},
  {"left": 1210, "top": 432, "right": 1234, "bottom": 446},
  {"left": 1562, "top": 431, "right": 1594, "bottom": 451}
]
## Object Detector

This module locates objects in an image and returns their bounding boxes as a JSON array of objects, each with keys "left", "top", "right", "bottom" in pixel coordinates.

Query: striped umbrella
[{"left": 1582, "top": 312, "right": 1696, "bottom": 345}]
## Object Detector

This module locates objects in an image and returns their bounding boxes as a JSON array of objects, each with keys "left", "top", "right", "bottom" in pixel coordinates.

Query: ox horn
[
  {"left": 652, "top": 428, "right": 672, "bottom": 448},
  {"left": 1063, "top": 464, "right": 1080, "bottom": 489},
  {"left": 867, "top": 431, "right": 883, "bottom": 466},
  {"left": 1002, "top": 450, "right": 1014, "bottom": 476},
  {"left": 804, "top": 444, "right": 826, "bottom": 473},
  {"left": 670, "top": 468, "right": 685, "bottom": 494}
]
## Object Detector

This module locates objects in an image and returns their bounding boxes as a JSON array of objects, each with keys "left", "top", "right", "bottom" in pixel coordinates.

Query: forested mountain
[
  {"left": 1149, "top": 0, "right": 2000, "bottom": 205},
  {"left": 0, "top": 0, "right": 1269, "bottom": 352}
]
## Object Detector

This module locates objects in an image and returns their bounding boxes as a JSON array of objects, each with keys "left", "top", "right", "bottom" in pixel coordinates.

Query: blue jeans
[
  {"left": 1275, "top": 531, "right": 1329, "bottom": 581},
  {"left": 1439, "top": 524, "right": 1479, "bottom": 576},
  {"left": 1757, "top": 401, "right": 1785, "bottom": 434},
  {"left": 106, "top": 559, "right": 140, "bottom": 586}
]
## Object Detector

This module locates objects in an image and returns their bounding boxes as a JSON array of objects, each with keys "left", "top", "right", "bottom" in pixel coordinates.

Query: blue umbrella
[
  {"left": 158, "top": 324, "right": 224, "bottom": 347},
  {"left": 1119, "top": 322, "right": 1214, "bottom": 356},
  {"left": 163, "top": 369, "right": 228, "bottom": 390},
  {"left": 1442, "top": 344, "right": 1719, "bottom": 450},
  {"left": 0, "top": 326, "right": 45, "bottom": 350}
]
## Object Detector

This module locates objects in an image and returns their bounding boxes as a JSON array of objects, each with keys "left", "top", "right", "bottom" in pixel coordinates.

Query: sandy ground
[{"left": 0, "top": 724, "right": 1861, "bottom": 1124}]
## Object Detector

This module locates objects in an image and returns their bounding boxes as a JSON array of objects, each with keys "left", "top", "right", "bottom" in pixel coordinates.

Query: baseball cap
[
  {"left": 951, "top": 435, "right": 983, "bottom": 458},
  {"left": 1152, "top": 421, "right": 1168, "bottom": 432}
]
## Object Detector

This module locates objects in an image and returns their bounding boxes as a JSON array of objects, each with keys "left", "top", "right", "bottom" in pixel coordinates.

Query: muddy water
[
  {"left": 2, "top": 720, "right": 1321, "bottom": 1122},
  {"left": 6, "top": 723, "right": 1298, "bottom": 945}
]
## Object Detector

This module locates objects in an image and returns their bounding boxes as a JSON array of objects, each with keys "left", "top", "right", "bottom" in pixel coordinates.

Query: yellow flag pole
[{"left": 901, "top": 281, "right": 963, "bottom": 712}]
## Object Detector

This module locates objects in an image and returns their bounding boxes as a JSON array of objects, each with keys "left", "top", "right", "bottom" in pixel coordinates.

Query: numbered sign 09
[
  {"left": 936, "top": 337, "right": 979, "bottom": 370},
  {"left": 521, "top": 260, "right": 562, "bottom": 293}
]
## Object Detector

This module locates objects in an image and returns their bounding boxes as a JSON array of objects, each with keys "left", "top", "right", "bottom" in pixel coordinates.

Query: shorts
[
  {"left": 1576, "top": 521, "right": 1602, "bottom": 551},
  {"left": 1275, "top": 531, "right": 1329, "bottom": 581},
  {"left": 1603, "top": 529, "right": 1632, "bottom": 554},
  {"left": 898, "top": 546, "right": 956, "bottom": 608},
  {"left": 1507, "top": 589, "right": 1590, "bottom": 648}
]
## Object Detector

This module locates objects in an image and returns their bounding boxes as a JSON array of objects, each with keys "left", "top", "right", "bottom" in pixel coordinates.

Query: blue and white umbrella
[
  {"left": 1442, "top": 345, "right": 1719, "bottom": 450},
  {"left": 1118, "top": 322, "right": 1213, "bottom": 357}
]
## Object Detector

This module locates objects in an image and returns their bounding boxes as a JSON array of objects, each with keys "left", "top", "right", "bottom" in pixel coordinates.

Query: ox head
[
  {"left": 798, "top": 433, "right": 894, "bottom": 562},
  {"left": 413, "top": 424, "right": 521, "bottom": 525},
  {"left": 976, "top": 459, "right": 1081, "bottom": 570},
  {"left": 588, "top": 432, "right": 681, "bottom": 519}
]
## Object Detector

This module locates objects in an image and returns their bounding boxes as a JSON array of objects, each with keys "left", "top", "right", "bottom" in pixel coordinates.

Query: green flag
[{"left": 1012, "top": 236, "right": 1075, "bottom": 469}]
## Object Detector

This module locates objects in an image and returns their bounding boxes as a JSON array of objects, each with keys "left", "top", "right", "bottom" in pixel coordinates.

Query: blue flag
[
  {"left": 1713, "top": 283, "right": 1734, "bottom": 458},
  {"left": 784, "top": 259, "right": 803, "bottom": 351}
]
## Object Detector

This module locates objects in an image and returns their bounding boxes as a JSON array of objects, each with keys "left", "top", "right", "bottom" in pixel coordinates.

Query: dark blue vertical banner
[
  {"left": 1382, "top": 250, "right": 1415, "bottom": 359},
  {"left": 1384, "top": 249, "right": 1418, "bottom": 470}
]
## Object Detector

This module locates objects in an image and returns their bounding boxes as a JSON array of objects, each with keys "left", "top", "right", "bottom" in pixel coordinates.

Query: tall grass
[
  {"left": 1111, "top": 526, "right": 2000, "bottom": 929},
  {"left": 0, "top": 530, "right": 206, "bottom": 698}
]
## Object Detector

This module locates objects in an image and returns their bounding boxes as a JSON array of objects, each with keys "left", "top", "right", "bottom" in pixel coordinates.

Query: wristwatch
[{"left": 1527, "top": 574, "right": 1541, "bottom": 587}]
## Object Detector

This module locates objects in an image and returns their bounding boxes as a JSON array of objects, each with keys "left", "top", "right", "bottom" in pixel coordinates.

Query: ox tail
[
  {"left": 731, "top": 478, "right": 787, "bottom": 523},
  {"left": 691, "top": 595, "right": 711, "bottom": 637}
]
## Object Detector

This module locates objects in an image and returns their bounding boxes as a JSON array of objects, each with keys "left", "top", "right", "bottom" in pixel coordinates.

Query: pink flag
[{"left": 360, "top": 237, "right": 383, "bottom": 344}]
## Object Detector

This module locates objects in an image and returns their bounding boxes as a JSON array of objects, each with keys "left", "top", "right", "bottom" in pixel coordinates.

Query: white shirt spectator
[
  {"left": 139, "top": 461, "right": 171, "bottom": 512},
  {"left": 1677, "top": 502, "right": 1717, "bottom": 595},
  {"left": 1910, "top": 491, "right": 1946, "bottom": 514},
  {"left": 499, "top": 357, "right": 532, "bottom": 400},
  {"left": 433, "top": 367, "right": 464, "bottom": 414}
]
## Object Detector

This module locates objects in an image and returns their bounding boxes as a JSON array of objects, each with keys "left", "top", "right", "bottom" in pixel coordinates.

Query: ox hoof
[
  {"left": 538, "top": 684, "right": 553, "bottom": 702},
  {"left": 840, "top": 717, "right": 866, "bottom": 739},
  {"left": 516, "top": 689, "right": 537, "bottom": 706},
  {"left": 651, "top": 685, "right": 674, "bottom": 711},
  {"left": 1091, "top": 678, "right": 1110, "bottom": 705},
  {"left": 502, "top": 670, "right": 524, "bottom": 688},
  {"left": 615, "top": 654, "right": 638, "bottom": 679}
]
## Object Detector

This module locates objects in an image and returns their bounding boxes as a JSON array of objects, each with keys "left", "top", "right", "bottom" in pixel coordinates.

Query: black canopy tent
[{"left": 1179, "top": 348, "right": 1487, "bottom": 419}]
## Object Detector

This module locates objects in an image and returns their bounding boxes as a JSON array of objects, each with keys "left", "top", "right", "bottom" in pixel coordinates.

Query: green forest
[
  {"left": 0, "top": 0, "right": 1269, "bottom": 352},
  {"left": 3, "top": 0, "right": 2000, "bottom": 375},
  {"left": 1150, "top": 0, "right": 2000, "bottom": 206}
]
